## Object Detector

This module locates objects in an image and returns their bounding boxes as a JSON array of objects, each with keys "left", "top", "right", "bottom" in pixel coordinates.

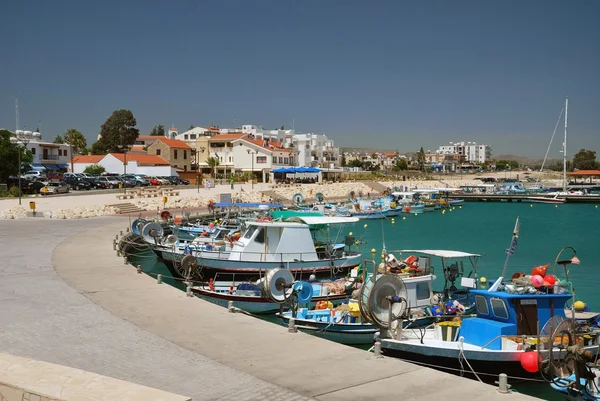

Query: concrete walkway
[{"left": 0, "top": 217, "right": 541, "bottom": 400}]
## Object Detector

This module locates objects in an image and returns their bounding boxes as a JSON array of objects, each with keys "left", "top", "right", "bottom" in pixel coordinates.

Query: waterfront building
[
  {"left": 10, "top": 130, "right": 71, "bottom": 172},
  {"left": 436, "top": 141, "right": 492, "bottom": 164},
  {"left": 146, "top": 137, "right": 192, "bottom": 172},
  {"left": 72, "top": 153, "right": 172, "bottom": 176}
]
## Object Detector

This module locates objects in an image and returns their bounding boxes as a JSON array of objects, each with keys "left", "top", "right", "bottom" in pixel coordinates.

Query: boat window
[
  {"left": 490, "top": 297, "right": 509, "bottom": 319},
  {"left": 244, "top": 225, "right": 257, "bottom": 239},
  {"left": 254, "top": 227, "right": 265, "bottom": 244},
  {"left": 475, "top": 295, "right": 489, "bottom": 315},
  {"left": 416, "top": 282, "right": 431, "bottom": 300}
]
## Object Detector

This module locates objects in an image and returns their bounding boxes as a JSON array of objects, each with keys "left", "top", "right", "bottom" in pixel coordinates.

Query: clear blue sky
[{"left": 1, "top": 0, "right": 598, "bottom": 157}]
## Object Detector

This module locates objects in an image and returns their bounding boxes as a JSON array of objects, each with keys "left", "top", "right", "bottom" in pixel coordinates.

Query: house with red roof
[
  {"left": 146, "top": 137, "right": 192, "bottom": 172},
  {"left": 72, "top": 153, "right": 173, "bottom": 176}
]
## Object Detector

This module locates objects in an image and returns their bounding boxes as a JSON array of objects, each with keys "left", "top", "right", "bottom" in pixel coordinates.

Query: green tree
[
  {"left": 189, "top": 124, "right": 195, "bottom": 131},
  {"left": 572, "top": 149, "right": 598, "bottom": 170},
  {"left": 64, "top": 129, "right": 87, "bottom": 155},
  {"left": 0, "top": 130, "right": 33, "bottom": 184},
  {"left": 80, "top": 146, "right": 91, "bottom": 155},
  {"left": 280, "top": 125, "right": 285, "bottom": 130},
  {"left": 340, "top": 154, "right": 347, "bottom": 167},
  {"left": 96, "top": 109, "right": 140, "bottom": 153},
  {"left": 83, "top": 164, "right": 106, "bottom": 175},
  {"left": 371, "top": 153, "right": 377, "bottom": 159},
  {"left": 207, "top": 157, "right": 220, "bottom": 177},
  {"left": 150, "top": 124, "right": 165, "bottom": 136},
  {"left": 416, "top": 147, "right": 426, "bottom": 171},
  {"left": 90, "top": 141, "right": 108, "bottom": 155},
  {"left": 394, "top": 158, "right": 408, "bottom": 171},
  {"left": 347, "top": 159, "right": 363, "bottom": 168},
  {"left": 53, "top": 135, "right": 64, "bottom": 144}
]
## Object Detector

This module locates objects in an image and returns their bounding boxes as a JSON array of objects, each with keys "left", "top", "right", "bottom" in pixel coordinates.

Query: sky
[{"left": 1, "top": 0, "right": 599, "bottom": 157}]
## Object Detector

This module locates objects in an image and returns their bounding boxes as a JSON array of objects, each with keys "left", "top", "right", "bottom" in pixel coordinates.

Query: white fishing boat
[
  {"left": 145, "top": 215, "right": 362, "bottom": 281},
  {"left": 524, "top": 195, "right": 566, "bottom": 204}
]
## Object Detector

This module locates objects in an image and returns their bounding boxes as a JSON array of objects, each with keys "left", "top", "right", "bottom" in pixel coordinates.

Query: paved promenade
[{"left": 0, "top": 217, "right": 540, "bottom": 400}]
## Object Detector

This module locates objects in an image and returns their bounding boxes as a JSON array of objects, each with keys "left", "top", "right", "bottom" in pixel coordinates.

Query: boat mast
[{"left": 563, "top": 97, "right": 568, "bottom": 192}]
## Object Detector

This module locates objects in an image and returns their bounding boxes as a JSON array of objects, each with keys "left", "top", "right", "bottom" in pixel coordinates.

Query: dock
[
  {"left": 451, "top": 193, "right": 600, "bottom": 203},
  {"left": 1, "top": 217, "right": 541, "bottom": 400}
]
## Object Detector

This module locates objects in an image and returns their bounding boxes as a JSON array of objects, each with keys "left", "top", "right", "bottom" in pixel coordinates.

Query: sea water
[{"left": 128, "top": 202, "right": 600, "bottom": 400}]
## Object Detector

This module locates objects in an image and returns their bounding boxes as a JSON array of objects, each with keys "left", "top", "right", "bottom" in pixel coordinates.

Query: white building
[
  {"left": 10, "top": 130, "right": 72, "bottom": 172},
  {"left": 436, "top": 141, "right": 492, "bottom": 164},
  {"left": 72, "top": 153, "right": 174, "bottom": 176}
]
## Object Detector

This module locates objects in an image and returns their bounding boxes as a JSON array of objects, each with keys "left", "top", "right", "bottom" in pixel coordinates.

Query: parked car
[
  {"left": 22, "top": 170, "right": 47, "bottom": 181},
  {"left": 178, "top": 178, "right": 190, "bottom": 185},
  {"left": 148, "top": 177, "right": 161, "bottom": 186},
  {"left": 124, "top": 174, "right": 149, "bottom": 186},
  {"left": 41, "top": 181, "right": 70, "bottom": 195},
  {"left": 119, "top": 175, "right": 137, "bottom": 188},
  {"left": 6, "top": 177, "right": 47, "bottom": 194},
  {"left": 156, "top": 177, "right": 170, "bottom": 185},
  {"left": 63, "top": 176, "right": 91, "bottom": 190},
  {"left": 97, "top": 176, "right": 121, "bottom": 189}
]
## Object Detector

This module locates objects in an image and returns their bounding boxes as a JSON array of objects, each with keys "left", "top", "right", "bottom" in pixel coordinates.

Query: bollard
[
  {"left": 123, "top": 256, "right": 128, "bottom": 265},
  {"left": 136, "top": 265, "right": 142, "bottom": 274},
  {"left": 126, "top": 227, "right": 130, "bottom": 233},
  {"left": 157, "top": 274, "right": 162, "bottom": 284},
  {"left": 374, "top": 341, "right": 382, "bottom": 356},
  {"left": 186, "top": 283, "right": 192, "bottom": 297},
  {"left": 288, "top": 318, "right": 298, "bottom": 333},
  {"left": 115, "top": 234, "right": 119, "bottom": 240},
  {"left": 113, "top": 240, "right": 117, "bottom": 251},
  {"left": 497, "top": 373, "right": 509, "bottom": 394},
  {"left": 120, "top": 230, "right": 123, "bottom": 236},
  {"left": 228, "top": 300, "right": 235, "bottom": 312}
]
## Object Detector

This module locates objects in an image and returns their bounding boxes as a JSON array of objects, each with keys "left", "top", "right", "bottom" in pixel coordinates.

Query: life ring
[
  {"left": 404, "top": 255, "right": 418, "bottom": 265},
  {"left": 160, "top": 210, "right": 171, "bottom": 220},
  {"left": 174, "top": 216, "right": 183, "bottom": 225},
  {"left": 390, "top": 202, "right": 397, "bottom": 209},
  {"left": 316, "top": 300, "right": 328, "bottom": 310}
]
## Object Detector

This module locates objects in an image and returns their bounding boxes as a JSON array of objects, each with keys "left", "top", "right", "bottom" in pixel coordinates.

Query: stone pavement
[{"left": 0, "top": 217, "right": 311, "bottom": 401}]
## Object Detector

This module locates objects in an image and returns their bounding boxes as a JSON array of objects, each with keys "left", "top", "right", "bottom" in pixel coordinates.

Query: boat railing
[{"left": 185, "top": 246, "right": 361, "bottom": 263}]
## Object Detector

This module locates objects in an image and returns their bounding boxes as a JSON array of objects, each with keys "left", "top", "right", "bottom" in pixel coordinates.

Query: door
[
  {"left": 516, "top": 299, "right": 538, "bottom": 335},
  {"left": 43, "top": 148, "right": 48, "bottom": 160}
]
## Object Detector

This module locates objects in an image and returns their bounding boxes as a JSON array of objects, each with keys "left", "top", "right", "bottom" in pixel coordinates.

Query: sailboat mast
[{"left": 563, "top": 97, "right": 568, "bottom": 192}]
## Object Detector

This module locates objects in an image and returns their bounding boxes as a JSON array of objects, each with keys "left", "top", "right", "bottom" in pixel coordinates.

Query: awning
[
  {"left": 43, "top": 164, "right": 60, "bottom": 171},
  {"left": 30, "top": 164, "right": 46, "bottom": 171},
  {"left": 57, "top": 164, "right": 69, "bottom": 169}
]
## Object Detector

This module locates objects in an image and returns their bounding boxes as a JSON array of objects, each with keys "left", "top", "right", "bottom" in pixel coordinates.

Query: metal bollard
[
  {"left": 186, "top": 283, "right": 192, "bottom": 297},
  {"left": 497, "top": 373, "right": 509, "bottom": 394},
  {"left": 288, "top": 318, "right": 298, "bottom": 333},
  {"left": 123, "top": 256, "right": 128, "bottom": 265},
  {"left": 228, "top": 300, "right": 235, "bottom": 313},
  {"left": 136, "top": 265, "right": 142, "bottom": 274},
  {"left": 156, "top": 274, "right": 162, "bottom": 284},
  {"left": 374, "top": 341, "right": 382, "bottom": 356}
]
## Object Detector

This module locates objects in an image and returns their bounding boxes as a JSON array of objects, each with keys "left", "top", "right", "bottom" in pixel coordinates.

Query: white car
[{"left": 22, "top": 170, "right": 47, "bottom": 181}]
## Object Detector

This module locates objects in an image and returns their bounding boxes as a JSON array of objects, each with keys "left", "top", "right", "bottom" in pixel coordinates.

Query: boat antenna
[
  {"left": 538, "top": 107, "right": 564, "bottom": 182},
  {"left": 562, "top": 97, "right": 568, "bottom": 192},
  {"left": 500, "top": 217, "right": 520, "bottom": 279}
]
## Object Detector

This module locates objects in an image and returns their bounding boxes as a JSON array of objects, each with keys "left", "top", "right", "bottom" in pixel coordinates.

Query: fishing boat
[
  {"left": 524, "top": 195, "right": 566, "bottom": 204},
  {"left": 146, "top": 215, "right": 363, "bottom": 281},
  {"left": 366, "top": 220, "right": 600, "bottom": 383},
  {"left": 389, "top": 192, "right": 425, "bottom": 214},
  {"left": 192, "top": 275, "right": 353, "bottom": 314}
]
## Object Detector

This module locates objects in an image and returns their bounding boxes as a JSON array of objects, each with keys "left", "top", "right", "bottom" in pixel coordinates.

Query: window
[
  {"left": 244, "top": 225, "right": 258, "bottom": 239},
  {"left": 174, "top": 149, "right": 178, "bottom": 159},
  {"left": 416, "top": 282, "right": 431, "bottom": 300},
  {"left": 184, "top": 135, "right": 189, "bottom": 140},
  {"left": 228, "top": 157, "right": 232, "bottom": 163},
  {"left": 156, "top": 149, "right": 161, "bottom": 156},
  {"left": 284, "top": 157, "right": 289, "bottom": 164},
  {"left": 272, "top": 156, "right": 277, "bottom": 163},
  {"left": 254, "top": 227, "right": 265, "bottom": 244},
  {"left": 220, "top": 157, "right": 223, "bottom": 162},
  {"left": 184, "top": 150, "right": 187, "bottom": 160},
  {"left": 475, "top": 295, "right": 489, "bottom": 316},
  {"left": 278, "top": 157, "right": 283, "bottom": 164},
  {"left": 58, "top": 149, "right": 62, "bottom": 156},
  {"left": 64, "top": 149, "right": 68, "bottom": 157},
  {"left": 490, "top": 297, "right": 509, "bottom": 319},
  {"left": 31, "top": 147, "right": 36, "bottom": 155},
  {"left": 256, "top": 156, "right": 267, "bottom": 163}
]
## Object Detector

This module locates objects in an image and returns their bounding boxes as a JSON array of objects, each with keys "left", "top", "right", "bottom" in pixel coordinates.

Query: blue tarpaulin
[
  {"left": 43, "top": 164, "right": 60, "bottom": 171},
  {"left": 271, "top": 167, "right": 294, "bottom": 173},
  {"left": 57, "top": 164, "right": 69, "bottom": 169},
  {"left": 30, "top": 164, "right": 46, "bottom": 171}
]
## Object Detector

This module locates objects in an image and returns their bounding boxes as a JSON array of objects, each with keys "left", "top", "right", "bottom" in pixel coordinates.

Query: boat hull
[
  {"left": 524, "top": 197, "right": 566, "bottom": 204},
  {"left": 193, "top": 288, "right": 349, "bottom": 314},
  {"left": 278, "top": 314, "right": 377, "bottom": 345}
]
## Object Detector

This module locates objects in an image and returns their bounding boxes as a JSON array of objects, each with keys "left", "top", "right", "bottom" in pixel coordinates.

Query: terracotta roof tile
[
  {"left": 209, "top": 133, "right": 246, "bottom": 141},
  {"left": 155, "top": 137, "right": 191, "bottom": 149},
  {"left": 73, "top": 155, "right": 104, "bottom": 164},
  {"left": 110, "top": 153, "right": 170, "bottom": 166}
]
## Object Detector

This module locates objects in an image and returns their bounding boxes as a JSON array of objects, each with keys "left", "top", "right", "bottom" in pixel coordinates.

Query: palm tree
[
  {"left": 64, "top": 129, "right": 87, "bottom": 155},
  {"left": 207, "top": 157, "right": 220, "bottom": 178}
]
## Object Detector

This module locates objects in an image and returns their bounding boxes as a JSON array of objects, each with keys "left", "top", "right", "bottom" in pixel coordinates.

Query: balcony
[{"left": 41, "top": 154, "right": 60, "bottom": 161}]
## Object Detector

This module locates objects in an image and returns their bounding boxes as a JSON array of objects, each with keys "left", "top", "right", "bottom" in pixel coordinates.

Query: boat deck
[{"left": 15, "top": 217, "right": 543, "bottom": 401}]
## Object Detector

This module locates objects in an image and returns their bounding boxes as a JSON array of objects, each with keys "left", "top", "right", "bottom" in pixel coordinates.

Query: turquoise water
[{"left": 127, "top": 202, "right": 600, "bottom": 400}]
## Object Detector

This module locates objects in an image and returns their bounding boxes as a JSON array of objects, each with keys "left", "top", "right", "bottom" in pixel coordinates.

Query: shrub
[
  {"left": 84, "top": 164, "right": 106, "bottom": 175},
  {"left": 8, "top": 186, "right": 21, "bottom": 197}
]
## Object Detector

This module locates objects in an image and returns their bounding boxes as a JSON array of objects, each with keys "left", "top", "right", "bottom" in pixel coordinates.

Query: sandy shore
[{"left": 0, "top": 171, "right": 562, "bottom": 219}]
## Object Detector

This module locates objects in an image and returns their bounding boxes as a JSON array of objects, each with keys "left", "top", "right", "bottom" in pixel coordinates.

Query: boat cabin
[
  {"left": 460, "top": 289, "right": 572, "bottom": 350},
  {"left": 390, "top": 192, "right": 421, "bottom": 205},
  {"left": 229, "top": 216, "right": 359, "bottom": 262}
]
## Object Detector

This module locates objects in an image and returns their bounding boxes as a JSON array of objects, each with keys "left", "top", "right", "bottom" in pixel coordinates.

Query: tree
[
  {"left": 340, "top": 154, "right": 347, "bottom": 167},
  {"left": 394, "top": 158, "right": 408, "bottom": 171},
  {"left": 64, "top": 129, "right": 87, "bottom": 155},
  {"left": 280, "top": 125, "right": 285, "bottom": 130},
  {"left": 189, "top": 124, "right": 195, "bottom": 131},
  {"left": 53, "top": 135, "right": 64, "bottom": 144},
  {"left": 91, "top": 141, "right": 108, "bottom": 155},
  {"left": 83, "top": 164, "right": 106, "bottom": 175},
  {"left": 0, "top": 130, "right": 33, "bottom": 184},
  {"left": 347, "top": 159, "right": 363, "bottom": 168},
  {"left": 207, "top": 157, "right": 220, "bottom": 177},
  {"left": 417, "top": 147, "right": 426, "bottom": 171},
  {"left": 80, "top": 146, "right": 91, "bottom": 155},
  {"left": 150, "top": 124, "right": 165, "bottom": 136},
  {"left": 572, "top": 149, "right": 598, "bottom": 171},
  {"left": 96, "top": 109, "right": 140, "bottom": 153},
  {"left": 371, "top": 153, "right": 377, "bottom": 159}
]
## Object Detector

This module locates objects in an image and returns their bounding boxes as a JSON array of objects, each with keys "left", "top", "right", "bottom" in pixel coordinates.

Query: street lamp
[
  {"left": 247, "top": 149, "right": 257, "bottom": 189},
  {"left": 293, "top": 150, "right": 300, "bottom": 183},
  {"left": 195, "top": 146, "right": 205, "bottom": 193},
  {"left": 15, "top": 135, "right": 30, "bottom": 206}
]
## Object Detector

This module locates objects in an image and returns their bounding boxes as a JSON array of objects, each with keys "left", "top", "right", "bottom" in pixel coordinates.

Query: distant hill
[{"left": 494, "top": 154, "right": 561, "bottom": 166}]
